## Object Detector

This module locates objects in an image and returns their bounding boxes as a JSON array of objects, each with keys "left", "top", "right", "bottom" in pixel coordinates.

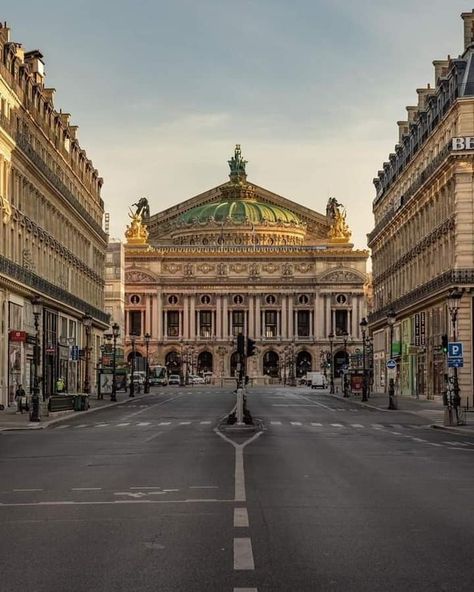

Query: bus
[{"left": 149, "top": 365, "right": 167, "bottom": 386}]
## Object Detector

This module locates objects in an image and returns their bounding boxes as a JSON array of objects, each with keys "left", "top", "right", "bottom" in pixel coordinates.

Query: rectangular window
[
  {"left": 335, "top": 310, "right": 348, "bottom": 336},
  {"left": 167, "top": 311, "right": 179, "bottom": 337},
  {"left": 232, "top": 310, "right": 244, "bottom": 336},
  {"left": 265, "top": 310, "right": 277, "bottom": 338},
  {"left": 130, "top": 311, "right": 142, "bottom": 336},
  {"left": 200, "top": 310, "right": 212, "bottom": 338},
  {"left": 297, "top": 310, "right": 310, "bottom": 337}
]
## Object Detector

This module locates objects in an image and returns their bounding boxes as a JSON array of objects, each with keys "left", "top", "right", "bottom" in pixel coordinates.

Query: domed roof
[{"left": 179, "top": 199, "right": 302, "bottom": 226}]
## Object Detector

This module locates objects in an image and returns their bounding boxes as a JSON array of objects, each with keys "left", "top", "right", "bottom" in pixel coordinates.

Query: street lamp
[
  {"left": 447, "top": 288, "right": 463, "bottom": 416},
  {"left": 288, "top": 341, "right": 296, "bottom": 386},
  {"left": 111, "top": 323, "right": 120, "bottom": 401},
  {"left": 82, "top": 315, "right": 92, "bottom": 394},
  {"left": 30, "top": 296, "right": 41, "bottom": 422},
  {"left": 129, "top": 334, "right": 136, "bottom": 397},
  {"left": 360, "top": 318, "right": 368, "bottom": 402},
  {"left": 328, "top": 331, "right": 335, "bottom": 394},
  {"left": 387, "top": 308, "right": 397, "bottom": 410},
  {"left": 144, "top": 332, "right": 151, "bottom": 393},
  {"left": 342, "top": 330, "right": 349, "bottom": 397}
]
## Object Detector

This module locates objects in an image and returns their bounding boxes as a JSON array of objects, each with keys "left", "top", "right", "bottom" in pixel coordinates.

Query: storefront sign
[
  {"left": 9, "top": 330, "right": 26, "bottom": 342},
  {"left": 452, "top": 137, "right": 474, "bottom": 151}
]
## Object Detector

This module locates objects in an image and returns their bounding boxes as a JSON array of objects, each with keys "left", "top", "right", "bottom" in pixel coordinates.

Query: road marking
[
  {"left": 270, "top": 421, "right": 282, "bottom": 425},
  {"left": 389, "top": 431, "right": 402, "bottom": 436},
  {"left": 158, "top": 422, "right": 171, "bottom": 426},
  {"left": 330, "top": 423, "right": 344, "bottom": 427},
  {"left": 0, "top": 499, "right": 235, "bottom": 507},
  {"left": 116, "top": 423, "right": 130, "bottom": 427},
  {"left": 94, "top": 423, "right": 109, "bottom": 427},
  {"left": 200, "top": 421, "right": 212, "bottom": 424},
  {"left": 179, "top": 421, "right": 191, "bottom": 425},
  {"left": 13, "top": 488, "right": 43, "bottom": 492},
  {"left": 390, "top": 424, "right": 404, "bottom": 429},
  {"left": 190, "top": 486, "right": 218, "bottom": 489},
  {"left": 296, "top": 394, "right": 335, "bottom": 410},
  {"left": 234, "top": 538, "right": 255, "bottom": 570},
  {"left": 130, "top": 486, "right": 161, "bottom": 490},
  {"left": 234, "top": 589, "right": 258, "bottom": 592},
  {"left": 55, "top": 425, "right": 69, "bottom": 429},
  {"left": 234, "top": 507, "right": 249, "bottom": 527},
  {"left": 137, "top": 422, "right": 151, "bottom": 426},
  {"left": 411, "top": 437, "right": 427, "bottom": 443},
  {"left": 371, "top": 424, "right": 384, "bottom": 429},
  {"left": 71, "top": 487, "right": 102, "bottom": 491},
  {"left": 351, "top": 424, "right": 364, "bottom": 428},
  {"left": 310, "top": 422, "right": 323, "bottom": 427},
  {"left": 290, "top": 421, "right": 302, "bottom": 426},
  {"left": 163, "top": 489, "right": 179, "bottom": 492},
  {"left": 427, "top": 442, "right": 442, "bottom": 447},
  {"left": 74, "top": 424, "right": 88, "bottom": 428}
]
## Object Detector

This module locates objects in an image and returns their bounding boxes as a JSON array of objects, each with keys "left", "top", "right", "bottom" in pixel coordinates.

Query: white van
[{"left": 306, "top": 372, "right": 328, "bottom": 389}]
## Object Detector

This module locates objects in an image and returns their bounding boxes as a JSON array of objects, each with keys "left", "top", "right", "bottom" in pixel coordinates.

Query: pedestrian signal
[
  {"left": 441, "top": 334, "right": 448, "bottom": 354},
  {"left": 247, "top": 338, "right": 256, "bottom": 357}
]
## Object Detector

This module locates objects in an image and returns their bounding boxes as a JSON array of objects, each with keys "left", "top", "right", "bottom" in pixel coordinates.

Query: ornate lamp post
[
  {"left": 447, "top": 288, "right": 463, "bottom": 416},
  {"left": 30, "top": 296, "right": 42, "bottom": 422},
  {"left": 129, "top": 334, "right": 136, "bottom": 398},
  {"left": 111, "top": 323, "right": 120, "bottom": 401},
  {"left": 288, "top": 341, "right": 296, "bottom": 386},
  {"left": 144, "top": 332, "right": 151, "bottom": 393},
  {"left": 82, "top": 315, "right": 92, "bottom": 394},
  {"left": 387, "top": 308, "right": 397, "bottom": 410},
  {"left": 342, "top": 330, "right": 349, "bottom": 397},
  {"left": 328, "top": 331, "right": 335, "bottom": 394},
  {"left": 360, "top": 317, "right": 368, "bottom": 402}
]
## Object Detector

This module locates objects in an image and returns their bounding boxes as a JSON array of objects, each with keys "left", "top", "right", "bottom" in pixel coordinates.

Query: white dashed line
[
  {"left": 13, "top": 488, "right": 44, "bottom": 492},
  {"left": 158, "top": 422, "right": 171, "bottom": 426},
  {"left": 351, "top": 424, "right": 364, "bottom": 428},
  {"left": 179, "top": 421, "right": 191, "bottom": 425},
  {"left": 71, "top": 487, "right": 102, "bottom": 491},
  {"left": 311, "top": 422, "right": 323, "bottom": 427},
  {"left": 234, "top": 508, "right": 249, "bottom": 527},
  {"left": 371, "top": 424, "right": 384, "bottom": 429},
  {"left": 74, "top": 424, "right": 88, "bottom": 429},
  {"left": 270, "top": 421, "right": 282, "bottom": 425},
  {"left": 116, "top": 423, "right": 130, "bottom": 427},
  {"left": 55, "top": 425, "right": 69, "bottom": 429},
  {"left": 290, "top": 422, "right": 302, "bottom": 426},
  {"left": 94, "top": 423, "right": 109, "bottom": 427},
  {"left": 234, "top": 538, "right": 255, "bottom": 570},
  {"left": 137, "top": 422, "right": 151, "bottom": 426},
  {"left": 200, "top": 421, "right": 212, "bottom": 424},
  {"left": 234, "top": 588, "right": 258, "bottom": 592},
  {"left": 330, "top": 423, "right": 344, "bottom": 427}
]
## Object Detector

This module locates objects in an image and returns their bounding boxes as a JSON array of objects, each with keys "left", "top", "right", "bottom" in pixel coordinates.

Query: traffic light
[
  {"left": 247, "top": 338, "right": 256, "bottom": 357},
  {"left": 237, "top": 333, "right": 245, "bottom": 356},
  {"left": 441, "top": 334, "right": 448, "bottom": 354}
]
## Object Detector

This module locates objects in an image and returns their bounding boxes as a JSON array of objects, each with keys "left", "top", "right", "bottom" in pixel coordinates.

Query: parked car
[
  {"left": 306, "top": 372, "right": 328, "bottom": 389},
  {"left": 188, "top": 374, "right": 205, "bottom": 385},
  {"left": 150, "top": 376, "right": 168, "bottom": 386},
  {"left": 168, "top": 374, "right": 181, "bottom": 386}
]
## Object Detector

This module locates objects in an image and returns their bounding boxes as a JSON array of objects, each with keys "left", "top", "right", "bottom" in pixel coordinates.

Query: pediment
[
  {"left": 125, "top": 268, "right": 158, "bottom": 283},
  {"left": 319, "top": 268, "right": 367, "bottom": 284}
]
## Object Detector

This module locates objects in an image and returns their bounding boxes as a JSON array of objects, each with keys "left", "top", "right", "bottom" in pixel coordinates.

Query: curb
[
  {"left": 330, "top": 392, "right": 446, "bottom": 419},
  {"left": 0, "top": 392, "right": 149, "bottom": 432},
  {"left": 431, "top": 423, "right": 474, "bottom": 436}
]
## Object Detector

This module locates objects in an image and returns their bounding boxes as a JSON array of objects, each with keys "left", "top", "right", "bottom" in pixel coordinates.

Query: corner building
[
  {"left": 0, "top": 24, "right": 108, "bottom": 408},
  {"left": 124, "top": 146, "right": 368, "bottom": 384},
  {"left": 368, "top": 12, "right": 474, "bottom": 403}
]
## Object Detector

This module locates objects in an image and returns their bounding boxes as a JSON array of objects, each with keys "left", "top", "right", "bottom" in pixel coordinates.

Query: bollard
[{"left": 236, "top": 388, "right": 244, "bottom": 425}]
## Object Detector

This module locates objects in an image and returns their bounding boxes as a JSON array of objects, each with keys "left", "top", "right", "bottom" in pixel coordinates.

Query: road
[{"left": 1, "top": 385, "right": 473, "bottom": 592}]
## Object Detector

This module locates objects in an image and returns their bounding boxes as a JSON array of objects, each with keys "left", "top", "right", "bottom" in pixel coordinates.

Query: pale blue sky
[{"left": 5, "top": 1, "right": 473, "bottom": 248}]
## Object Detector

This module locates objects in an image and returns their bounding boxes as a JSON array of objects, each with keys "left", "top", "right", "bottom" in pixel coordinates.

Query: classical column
[
  {"left": 277, "top": 310, "right": 281, "bottom": 338},
  {"left": 183, "top": 295, "right": 189, "bottom": 340},
  {"left": 255, "top": 296, "right": 261, "bottom": 339},
  {"left": 145, "top": 294, "right": 152, "bottom": 334},
  {"left": 157, "top": 293, "right": 163, "bottom": 341},
  {"left": 281, "top": 294, "right": 287, "bottom": 338},
  {"left": 313, "top": 292, "right": 319, "bottom": 338},
  {"left": 216, "top": 295, "right": 222, "bottom": 339},
  {"left": 288, "top": 296, "right": 294, "bottom": 339},
  {"left": 190, "top": 295, "right": 196, "bottom": 340},
  {"left": 223, "top": 296, "right": 228, "bottom": 339},
  {"left": 248, "top": 295, "right": 255, "bottom": 338},
  {"left": 325, "top": 294, "right": 331, "bottom": 336}
]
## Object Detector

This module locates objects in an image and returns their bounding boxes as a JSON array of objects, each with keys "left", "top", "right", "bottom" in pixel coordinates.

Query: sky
[{"left": 4, "top": 1, "right": 473, "bottom": 249}]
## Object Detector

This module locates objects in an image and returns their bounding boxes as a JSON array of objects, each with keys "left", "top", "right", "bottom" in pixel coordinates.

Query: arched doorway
[
  {"left": 165, "top": 351, "right": 181, "bottom": 375},
  {"left": 296, "top": 351, "right": 312, "bottom": 377},
  {"left": 263, "top": 351, "right": 279, "bottom": 378},
  {"left": 197, "top": 351, "right": 213, "bottom": 374},
  {"left": 334, "top": 350, "right": 349, "bottom": 377},
  {"left": 230, "top": 352, "right": 239, "bottom": 378}
]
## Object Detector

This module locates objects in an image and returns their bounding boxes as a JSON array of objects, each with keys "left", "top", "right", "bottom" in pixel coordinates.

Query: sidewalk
[
  {"left": 0, "top": 391, "right": 147, "bottom": 431},
  {"left": 331, "top": 389, "right": 474, "bottom": 436}
]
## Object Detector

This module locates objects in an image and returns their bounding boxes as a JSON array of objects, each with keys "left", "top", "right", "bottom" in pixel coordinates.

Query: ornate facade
[
  {"left": 124, "top": 146, "right": 368, "bottom": 383},
  {"left": 368, "top": 12, "right": 474, "bottom": 403},
  {"left": 0, "top": 24, "right": 108, "bottom": 408}
]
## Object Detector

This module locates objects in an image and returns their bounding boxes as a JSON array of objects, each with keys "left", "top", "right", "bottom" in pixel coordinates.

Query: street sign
[
  {"left": 448, "top": 358, "right": 464, "bottom": 368},
  {"left": 448, "top": 342, "right": 463, "bottom": 358},
  {"left": 386, "top": 359, "right": 397, "bottom": 369}
]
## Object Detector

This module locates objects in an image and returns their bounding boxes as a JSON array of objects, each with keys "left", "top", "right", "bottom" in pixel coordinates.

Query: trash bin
[{"left": 73, "top": 394, "right": 89, "bottom": 411}]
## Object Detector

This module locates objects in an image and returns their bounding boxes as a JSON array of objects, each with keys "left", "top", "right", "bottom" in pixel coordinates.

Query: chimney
[
  {"left": 416, "top": 85, "right": 436, "bottom": 111},
  {"left": 461, "top": 10, "right": 474, "bottom": 50},
  {"left": 0, "top": 22, "right": 11, "bottom": 44},
  {"left": 24, "top": 50, "right": 45, "bottom": 83},
  {"left": 433, "top": 59, "right": 449, "bottom": 85},
  {"left": 397, "top": 121, "right": 409, "bottom": 142},
  {"left": 406, "top": 106, "right": 418, "bottom": 124}
]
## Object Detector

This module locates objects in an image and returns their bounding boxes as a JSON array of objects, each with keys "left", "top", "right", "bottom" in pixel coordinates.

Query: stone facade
[
  {"left": 368, "top": 12, "right": 474, "bottom": 403},
  {"left": 0, "top": 24, "right": 108, "bottom": 408},
  {"left": 124, "top": 147, "right": 369, "bottom": 384}
]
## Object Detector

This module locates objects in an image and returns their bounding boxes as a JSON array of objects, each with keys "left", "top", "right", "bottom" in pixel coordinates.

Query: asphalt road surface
[{"left": 1, "top": 385, "right": 473, "bottom": 592}]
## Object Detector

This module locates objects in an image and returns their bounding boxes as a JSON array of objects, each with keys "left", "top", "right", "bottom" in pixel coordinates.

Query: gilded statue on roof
[
  {"left": 326, "top": 197, "right": 352, "bottom": 242},
  {"left": 125, "top": 207, "right": 149, "bottom": 245}
]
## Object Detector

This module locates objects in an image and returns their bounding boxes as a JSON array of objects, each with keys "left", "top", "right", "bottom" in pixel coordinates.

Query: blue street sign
[
  {"left": 448, "top": 358, "right": 463, "bottom": 368},
  {"left": 386, "top": 359, "right": 397, "bottom": 369},
  {"left": 71, "top": 345, "right": 79, "bottom": 361},
  {"left": 448, "top": 342, "right": 463, "bottom": 358}
]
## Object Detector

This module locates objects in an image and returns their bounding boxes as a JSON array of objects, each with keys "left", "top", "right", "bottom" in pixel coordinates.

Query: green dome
[{"left": 180, "top": 199, "right": 302, "bottom": 225}]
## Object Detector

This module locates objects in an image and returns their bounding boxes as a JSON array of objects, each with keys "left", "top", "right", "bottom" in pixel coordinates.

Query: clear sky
[{"left": 4, "top": 1, "right": 473, "bottom": 249}]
